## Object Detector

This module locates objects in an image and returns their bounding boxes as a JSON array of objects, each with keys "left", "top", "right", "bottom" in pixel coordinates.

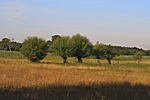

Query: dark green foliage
[
  {"left": 46, "top": 40, "right": 52, "bottom": 52},
  {"left": 145, "top": 50, "right": 150, "bottom": 56},
  {"left": 0, "top": 35, "right": 149, "bottom": 56},
  {"left": 1, "top": 38, "right": 11, "bottom": 51},
  {"left": 93, "top": 43, "right": 117, "bottom": 64},
  {"left": 51, "top": 35, "right": 61, "bottom": 42},
  {"left": 21, "top": 36, "right": 48, "bottom": 62},
  {"left": 51, "top": 36, "right": 71, "bottom": 63},
  {"left": 0, "top": 38, "right": 22, "bottom": 51},
  {"left": 0, "top": 42, "right": 2, "bottom": 50},
  {"left": 10, "top": 42, "right": 22, "bottom": 51},
  {"left": 112, "top": 46, "right": 146, "bottom": 56},
  {"left": 69, "top": 34, "right": 93, "bottom": 63},
  {"left": 104, "top": 45, "right": 117, "bottom": 64},
  {"left": 93, "top": 42, "right": 106, "bottom": 63}
]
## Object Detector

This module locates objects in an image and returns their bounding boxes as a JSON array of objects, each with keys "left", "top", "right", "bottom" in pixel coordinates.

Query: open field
[{"left": 0, "top": 51, "right": 150, "bottom": 100}]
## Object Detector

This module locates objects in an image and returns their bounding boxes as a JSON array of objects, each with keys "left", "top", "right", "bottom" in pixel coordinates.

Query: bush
[
  {"left": 69, "top": 34, "right": 93, "bottom": 63},
  {"left": 50, "top": 36, "right": 71, "bottom": 63},
  {"left": 133, "top": 51, "right": 143, "bottom": 64},
  {"left": 21, "top": 36, "right": 48, "bottom": 62}
]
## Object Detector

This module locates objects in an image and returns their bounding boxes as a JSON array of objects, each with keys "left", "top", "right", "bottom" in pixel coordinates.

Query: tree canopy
[
  {"left": 69, "top": 34, "right": 93, "bottom": 63},
  {"left": 51, "top": 36, "right": 71, "bottom": 63},
  {"left": 21, "top": 36, "right": 48, "bottom": 62},
  {"left": 93, "top": 43, "right": 117, "bottom": 64},
  {"left": 51, "top": 35, "right": 61, "bottom": 43},
  {"left": 0, "top": 38, "right": 21, "bottom": 51},
  {"left": 0, "top": 33, "right": 149, "bottom": 64},
  {"left": 93, "top": 42, "right": 106, "bottom": 63},
  {"left": 1, "top": 38, "right": 11, "bottom": 51},
  {"left": 103, "top": 45, "right": 117, "bottom": 64}
]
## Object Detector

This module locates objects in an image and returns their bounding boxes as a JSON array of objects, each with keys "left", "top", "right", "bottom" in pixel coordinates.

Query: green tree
[
  {"left": 145, "top": 50, "right": 150, "bottom": 56},
  {"left": 51, "top": 35, "right": 61, "bottom": 42},
  {"left": 93, "top": 43, "right": 116, "bottom": 64},
  {"left": 69, "top": 34, "right": 93, "bottom": 63},
  {"left": 13, "top": 42, "right": 22, "bottom": 51},
  {"left": 93, "top": 42, "right": 106, "bottom": 63},
  {"left": 1, "top": 38, "right": 11, "bottom": 51},
  {"left": 103, "top": 45, "right": 116, "bottom": 64},
  {"left": 46, "top": 40, "right": 52, "bottom": 52},
  {"left": 0, "top": 38, "right": 22, "bottom": 51},
  {"left": 133, "top": 51, "right": 143, "bottom": 64},
  {"left": 51, "top": 36, "right": 71, "bottom": 63},
  {"left": 21, "top": 36, "right": 48, "bottom": 62},
  {"left": 0, "top": 41, "right": 2, "bottom": 50}
]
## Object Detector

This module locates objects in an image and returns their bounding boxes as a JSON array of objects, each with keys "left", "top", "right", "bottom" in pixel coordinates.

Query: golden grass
[
  {"left": 0, "top": 58, "right": 150, "bottom": 88},
  {"left": 0, "top": 57, "right": 150, "bottom": 100}
]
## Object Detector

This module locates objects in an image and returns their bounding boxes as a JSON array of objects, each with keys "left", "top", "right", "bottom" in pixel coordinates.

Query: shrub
[
  {"left": 21, "top": 36, "right": 48, "bottom": 62},
  {"left": 133, "top": 51, "right": 143, "bottom": 64},
  {"left": 50, "top": 36, "right": 71, "bottom": 63},
  {"left": 69, "top": 34, "right": 93, "bottom": 63}
]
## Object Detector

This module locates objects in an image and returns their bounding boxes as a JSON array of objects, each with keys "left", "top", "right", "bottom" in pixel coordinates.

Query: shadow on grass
[{"left": 0, "top": 82, "right": 149, "bottom": 100}]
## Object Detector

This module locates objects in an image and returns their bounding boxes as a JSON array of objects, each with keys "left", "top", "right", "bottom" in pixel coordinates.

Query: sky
[{"left": 0, "top": 0, "right": 150, "bottom": 50}]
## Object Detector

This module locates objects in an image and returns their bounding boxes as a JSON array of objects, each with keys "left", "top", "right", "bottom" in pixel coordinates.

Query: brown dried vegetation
[{"left": 0, "top": 57, "right": 150, "bottom": 100}]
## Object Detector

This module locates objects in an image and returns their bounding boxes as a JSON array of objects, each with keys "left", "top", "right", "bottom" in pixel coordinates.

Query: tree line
[
  {"left": 0, "top": 34, "right": 150, "bottom": 64},
  {"left": 0, "top": 38, "right": 21, "bottom": 51}
]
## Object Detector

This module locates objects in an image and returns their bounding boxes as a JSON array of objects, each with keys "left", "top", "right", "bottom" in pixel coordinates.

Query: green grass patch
[
  {"left": 0, "top": 50, "right": 24, "bottom": 59},
  {"left": 0, "top": 51, "right": 150, "bottom": 72},
  {"left": 114, "top": 55, "right": 134, "bottom": 61},
  {"left": 114, "top": 55, "right": 150, "bottom": 61}
]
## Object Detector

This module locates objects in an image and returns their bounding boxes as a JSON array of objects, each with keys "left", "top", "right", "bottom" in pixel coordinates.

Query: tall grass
[
  {"left": 0, "top": 65, "right": 150, "bottom": 100},
  {"left": 0, "top": 51, "right": 150, "bottom": 72},
  {"left": 0, "top": 51, "right": 150, "bottom": 99}
]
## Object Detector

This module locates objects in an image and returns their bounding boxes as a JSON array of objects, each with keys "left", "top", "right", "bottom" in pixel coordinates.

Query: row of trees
[
  {"left": 1, "top": 36, "right": 149, "bottom": 56},
  {"left": 50, "top": 34, "right": 93, "bottom": 63},
  {"left": 19, "top": 34, "right": 149, "bottom": 64},
  {"left": 21, "top": 34, "right": 94, "bottom": 63},
  {"left": 0, "top": 38, "right": 21, "bottom": 51},
  {"left": 50, "top": 35, "right": 118, "bottom": 64}
]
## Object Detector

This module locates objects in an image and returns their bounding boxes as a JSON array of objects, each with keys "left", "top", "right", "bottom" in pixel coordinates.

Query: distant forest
[{"left": 0, "top": 35, "right": 150, "bottom": 56}]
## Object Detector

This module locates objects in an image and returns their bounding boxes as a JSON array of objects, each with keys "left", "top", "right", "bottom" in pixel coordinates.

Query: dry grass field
[{"left": 0, "top": 51, "right": 150, "bottom": 100}]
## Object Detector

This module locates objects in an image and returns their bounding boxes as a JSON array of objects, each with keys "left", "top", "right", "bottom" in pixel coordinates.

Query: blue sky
[{"left": 0, "top": 0, "right": 150, "bottom": 49}]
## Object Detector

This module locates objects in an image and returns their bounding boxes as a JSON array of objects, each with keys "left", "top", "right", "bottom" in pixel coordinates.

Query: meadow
[{"left": 0, "top": 51, "right": 150, "bottom": 100}]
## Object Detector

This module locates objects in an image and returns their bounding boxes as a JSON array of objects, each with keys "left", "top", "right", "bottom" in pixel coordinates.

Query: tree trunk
[
  {"left": 8, "top": 44, "right": 11, "bottom": 51},
  {"left": 107, "top": 58, "right": 111, "bottom": 64},
  {"left": 96, "top": 57, "right": 100, "bottom": 63},
  {"left": 77, "top": 57, "right": 82, "bottom": 63},
  {"left": 62, "top": 56, "right": 67, "bottom": 63},
  {"left": 136, "top": 59, "right": 139, "bottom": 64},
  {"left": 8, "top": 42, "right": 11, "bottom": 51}
]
